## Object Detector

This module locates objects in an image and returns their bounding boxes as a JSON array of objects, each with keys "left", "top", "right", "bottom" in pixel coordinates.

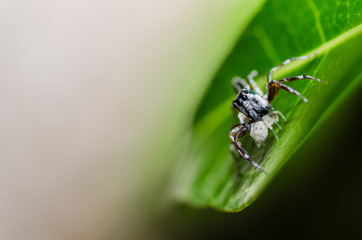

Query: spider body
[
  {"left": 230, "top": 56, "right": 321, "bottom": 174},
  {"left": 233, "top": 89, "right": 273, "bottom": 122}
]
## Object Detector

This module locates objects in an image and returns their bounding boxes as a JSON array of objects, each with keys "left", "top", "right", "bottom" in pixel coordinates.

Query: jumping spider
[{"left": 229, "top": 56, "right": 321, "bottom": 174}]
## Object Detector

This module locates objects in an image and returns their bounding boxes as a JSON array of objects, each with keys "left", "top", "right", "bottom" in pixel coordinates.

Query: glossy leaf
[{"left": 170, "top": 0, "right": 362, "bottom": 212}]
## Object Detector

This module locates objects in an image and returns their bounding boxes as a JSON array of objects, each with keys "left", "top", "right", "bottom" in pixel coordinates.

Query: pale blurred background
[{"left": 0, "top": 0, "right": 254, "bottom": 239}]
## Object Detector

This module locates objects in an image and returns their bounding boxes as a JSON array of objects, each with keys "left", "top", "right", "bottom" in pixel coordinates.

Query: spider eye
[
  {"left": 233, "top": 101, "right": 239, "bottom": 109},
  {"left": 240, "top": 94, "right": 247, "bottom": 101}
]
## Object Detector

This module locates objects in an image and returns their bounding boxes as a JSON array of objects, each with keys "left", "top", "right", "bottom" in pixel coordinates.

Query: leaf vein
[{"left": 306, "top": 0, "right": 326, "bottom": 43}]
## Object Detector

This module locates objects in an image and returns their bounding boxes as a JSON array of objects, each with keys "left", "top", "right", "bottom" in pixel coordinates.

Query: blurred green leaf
[{"left": 170, "top": 0, "right": 362, "bottom": 212}]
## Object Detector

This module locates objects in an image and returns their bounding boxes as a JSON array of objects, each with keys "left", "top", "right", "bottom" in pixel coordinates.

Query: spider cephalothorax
[
  {"left": 233, "top": 89, "right": 273, "bottom": 122},
  {"left": 229, "top": 56, "right": 321, "bottom": 174}
]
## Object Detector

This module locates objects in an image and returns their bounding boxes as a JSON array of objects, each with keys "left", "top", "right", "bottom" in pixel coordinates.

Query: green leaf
[{"left": 170, "top": 0, "right": 362, "bottom": 212}]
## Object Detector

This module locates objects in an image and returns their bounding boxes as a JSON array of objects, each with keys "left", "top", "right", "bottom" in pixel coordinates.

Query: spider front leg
[
  {"left": 279, "top": 75, "right": 321, "bottom": 84},
  {"left": 266, "top": 55, "right": 321, "bottom": 103},
  {"left": 229, "top": 124, "right": 266, "bottom": 173},
  {"left": 267, "top": 56, "right": 310, "bottom": 83},
  {"left": 247, "top": 70, "right": 263, "bottom": 95},
  {"left": 267, "top": 74, "right": 321, "bottom": 103},
  {"left": 232, "top": 76, "right": 250, "bottom": 93},
  {"left": 232, "top": 70, "right": 265, "bottom": 96},
  {"left": 267, "top": 80, "right": 309, "bottom": 103}
]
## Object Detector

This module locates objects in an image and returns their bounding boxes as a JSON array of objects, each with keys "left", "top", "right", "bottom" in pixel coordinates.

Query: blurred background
[
  {"left": 0, "top": 0, "right": 361, "bottom": 239},
  {"left": 0, "top": 0, "right": 252, "bottom": 239}
]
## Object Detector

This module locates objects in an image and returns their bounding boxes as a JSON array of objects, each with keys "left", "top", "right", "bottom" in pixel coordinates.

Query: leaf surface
[{"left": 170, "top": 0, "right": 362, "bottom": 212}]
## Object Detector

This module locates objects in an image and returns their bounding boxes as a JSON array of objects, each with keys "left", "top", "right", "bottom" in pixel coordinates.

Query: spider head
[
  {"left": 233, "top": 89, "right": 258, "bottom": 120},
  {"left": 233, "top": 89, "right": 273, "bottom": 121}
]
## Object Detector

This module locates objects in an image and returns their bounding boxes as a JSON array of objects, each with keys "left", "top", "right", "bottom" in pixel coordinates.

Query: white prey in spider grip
[{"left": 229, "top": 55, "right": 321, "bottom": 175}]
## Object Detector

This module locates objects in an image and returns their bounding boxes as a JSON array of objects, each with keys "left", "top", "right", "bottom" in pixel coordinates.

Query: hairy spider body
[
  {"left": 230, "top": 56, "right": 321, "bottom": 174},
  {"left": 233, "top": 89, "right": 273, "bottom": 122}
]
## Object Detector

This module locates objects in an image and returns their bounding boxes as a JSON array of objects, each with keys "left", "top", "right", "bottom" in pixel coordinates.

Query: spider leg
[
  {"left": 238, "top": 112, "right": 253, "bottom": 125},
  {"left": 279, "top": 75, "right": 321, "bottom": 83},
  {"left": 267, "top": 80, "right": 309, "bottom": 103},
  {"left": 247, "top": 70, "right": 263, "bottom": 95},
  {"left": 230, "top": 144, "right": 242, "bottom": 176},
  {"left": 229, "top": 124, "right": 266, "bottom": 173},
  {"left": 275, "top": 122, "right": 282, "bottom": 130},
  {"left": 232, "top": 76, "right": 250, "bottom": 93},
  {"left": 270, "top": 127, "right": 279, "bottom": 140},
  {"left": 229, "top": 125, "right": 243, "bottom": 175},
  {"left": 267, "top": 56, "right": 310, "bottom": 83},
  {"left": 270, "top": 111, "right": 287, "bottom": 121}
]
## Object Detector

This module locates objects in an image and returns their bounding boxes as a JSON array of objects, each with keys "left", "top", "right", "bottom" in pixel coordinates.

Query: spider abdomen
[{"left": 250, "top": 121, "right": 268, "bottom": 148}]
